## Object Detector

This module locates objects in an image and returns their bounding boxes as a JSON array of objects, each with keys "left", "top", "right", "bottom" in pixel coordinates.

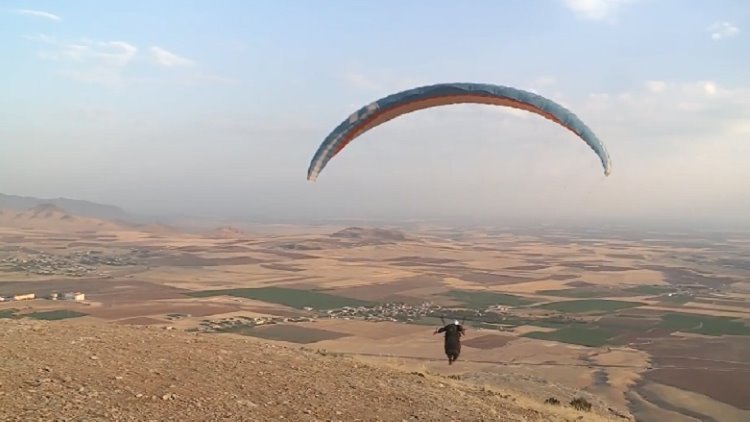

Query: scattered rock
[
  {"left": 236, "top": 399, "right": 258, "bottom": 407},
  {"left": 570, "top": 397, "right": 592, "bottom": 412}
]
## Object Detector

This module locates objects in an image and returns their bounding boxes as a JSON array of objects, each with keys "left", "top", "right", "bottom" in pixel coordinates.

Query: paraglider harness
[{"left": 433, "top": 315, "right": 466, "bottom": 365}]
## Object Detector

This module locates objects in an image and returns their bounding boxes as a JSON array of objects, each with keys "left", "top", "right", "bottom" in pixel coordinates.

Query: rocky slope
[
  {"left": 0, "top": 319, "right": 620, "bottom": 421},
  {"left": 0, "top": 203, "right": 128, "bottom": 232},
  {"left": 331, "top": 227, "right": 408, "bottom": 242}
]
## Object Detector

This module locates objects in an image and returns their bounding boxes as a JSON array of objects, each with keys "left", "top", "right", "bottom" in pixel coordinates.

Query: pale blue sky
[{"left": 1, "top": 1, "right": 748, "bottom": 226}]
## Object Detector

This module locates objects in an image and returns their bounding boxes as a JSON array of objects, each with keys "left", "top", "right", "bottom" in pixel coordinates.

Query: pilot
[{"left": 433, "top": 319, "right": 466, "bottom": 365}]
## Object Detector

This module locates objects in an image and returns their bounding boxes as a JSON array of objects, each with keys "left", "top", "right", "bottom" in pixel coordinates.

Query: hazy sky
[{"left": 2, "top": 1, "right": 749, "bottom": 226}]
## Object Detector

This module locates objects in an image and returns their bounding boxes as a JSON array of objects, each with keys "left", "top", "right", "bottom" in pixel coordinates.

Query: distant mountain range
[
  {"left": 0, "top": 193, "right": 133, "bottom": 222},
  {"left": 0, "top": 202, "right": 130, "bottom": 232},
  {"left": 0, "top": 193, "right": 265, "bottom": 234}
]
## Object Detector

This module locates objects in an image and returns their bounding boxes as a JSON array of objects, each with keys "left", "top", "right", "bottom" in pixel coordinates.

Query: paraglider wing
[{"left": 307, "top": 82, "right": 612, "bottom": 181}]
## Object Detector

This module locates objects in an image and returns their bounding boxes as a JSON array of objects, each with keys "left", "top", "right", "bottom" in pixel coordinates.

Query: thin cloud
[
  {"left": 708, "top": 21, "right": 739, "bottom": 40},
  {"left": 150, "top": 46, "right": 194, "bottom": 67},
  {"left": 582, "top": 79, "right": 750, "bottom": 135},
  {"left": 532, "top": 76, "right": 557, "bottom": 88},
  {"left": 343, "top": 72, "right": 381, "bottom": 91},
  {"left": 562, "top": 0, "right": 635, "bottom": 21},
  {"left": 31, "top": 36, "right": 138, "bottom": 85},
  {"left": 11, "top": 9, "right": 61, "bottom": 21},
  {"left": 21, "top": 33, "right": 58, "bottom": 43},
  {"left": 97, "top": 41, "right": 138, "bottom": 66},
  {"left": 39, "top": 39, "right": 137, "bottom": 67},
  {"left": 190, "top": 73, "right": 240, "bottom": 84},
  {"left": 644, "top": 80, "right": 666, "bottom": 93}
]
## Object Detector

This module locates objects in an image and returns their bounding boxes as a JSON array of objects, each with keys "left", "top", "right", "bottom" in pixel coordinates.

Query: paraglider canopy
[{"left": 307, "top": 82, "right": 612, "bottom": 181}]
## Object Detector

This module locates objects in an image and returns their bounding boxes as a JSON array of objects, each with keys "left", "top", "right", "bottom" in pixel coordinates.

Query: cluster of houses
[
  {"left": 322, "top": 301, "right": 444, "bottom": 322},
  {"left": 0, "top": 291, "right": 85, "bottom": 303},
  {"left": 1, "top": 249, "right": 138, "bottom": 277},
  {"left": 198, "top": 315, "right": 314, "bottom": 332}
]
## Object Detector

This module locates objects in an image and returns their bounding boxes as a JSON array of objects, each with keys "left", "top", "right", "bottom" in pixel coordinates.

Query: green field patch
[
  {"left": 472, "top": 322, "right": 507, "bottom": 330},
  {"left": 534, "top": 317, "right": 588, "bottom": 329},
  {"left": 409, "top": 316, "right": 445, "bottom": 327},
  {"left": 693, "top": 298, "right": 750, "bottom": 309},
  {"left": 446, "top": 290, "right": 535, "bottom": 309},
  {"left": 535, "top": 299, "right": 644, "bottom": 314},
  {"left": 25, "top": 310, "right": 88, "bottom": 321},
  {"left": 494, "top": 315, "right": 536, "bottom": 326},
  {"left": 187, "top": 287, "right": 373, "bottom": 310},
  {"left": 536, "top": 288, "right": 627, "bottom": 298},
  {"left": 623, "top": 285, "right": 676, "bottom": 295},
  {"left": 523, "top": 326, "right": 617, "bottom": 347},
  {"left": 471, "top": 316, "right": 530, "bottom": 329},
  {"left": 658, "top": 313, "right": 750, "bottom": 336},
  {"left": 0, "top": 308, "right": 19, "bottom": 319},
  {"left": 596, "top": 316, "right": 660, "bottom": 330},
  {"left": 654, "top": 293, "right": 693, "bottom": 305},
  {"left": 221, "top": 324, "right": 349, "bottom": 344},
  {"left": 412, "top": 313, "right": 531, "bottom": 329}
]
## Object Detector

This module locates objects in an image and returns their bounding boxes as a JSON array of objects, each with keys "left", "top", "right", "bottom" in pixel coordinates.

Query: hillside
[
  {"left": 0, "top": 203, "right": 129, "bottom": 231},
  {"left": 0, "top": 319, "right": 619, "bottom": 422},
  {"left": 331, "top": 226, "right": 408, "bottom": 242},
  {"left": 0, "top": 193, "right": 132, "bottom": 221},
  {"left": 207, "top": 225, "right": 247, "bottom": 238}
]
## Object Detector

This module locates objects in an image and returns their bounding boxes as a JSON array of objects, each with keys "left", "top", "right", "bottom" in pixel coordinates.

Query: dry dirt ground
[{"left": 0, "top": 319, "right": 622, "bottom": 422}]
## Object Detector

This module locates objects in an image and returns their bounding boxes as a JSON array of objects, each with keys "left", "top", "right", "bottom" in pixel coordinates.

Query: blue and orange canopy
[{"left": 307, "top": 82, "right": 612, "bottom": 181}]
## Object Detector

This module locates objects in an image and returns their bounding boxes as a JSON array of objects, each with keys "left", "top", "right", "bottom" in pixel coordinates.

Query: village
[
  {"left": 0, "top": 290, "right": 86, "bottom": 303},
  {"left": 0, "top": 249, "right": 138, "bottom": 276},
  {"left": 321, "top": 301, "right": 448, "bottom": 322},
  {"left": 193, "top": 301, "right": 494, "bottom": 335},
  {"left": 195, "top": 315, "right": 316, "bottom": 333}
]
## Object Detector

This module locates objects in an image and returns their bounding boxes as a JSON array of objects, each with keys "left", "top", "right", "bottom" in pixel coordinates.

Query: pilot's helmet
[{"left": 454, "top": 320, "right": 460, "bottom": 325}]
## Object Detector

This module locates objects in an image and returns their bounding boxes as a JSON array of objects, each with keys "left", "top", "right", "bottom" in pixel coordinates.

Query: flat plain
[{"left": 1, "top": 209, "right": 748, "bottom": 421}]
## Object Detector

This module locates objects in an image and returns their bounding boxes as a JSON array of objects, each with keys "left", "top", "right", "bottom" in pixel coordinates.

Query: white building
[{"left": 63, "top": 292, "right": 85, "bottom": 301}]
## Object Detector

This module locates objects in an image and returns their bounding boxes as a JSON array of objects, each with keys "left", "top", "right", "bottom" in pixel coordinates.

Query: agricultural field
[
  {"left": 0, "top": 308, "right": 88, "bottom": 321},
  {"left": 445, "top": 289, "right": 536, "bottom": 308},
  {"left": 221, "top": 323, "right": 350, "bottom": 344},
  {"left": 657, "top": 313, "right": 750, "bottom": 336},
  {"left": 1, "top": 221, "right": 748, "bottom": 421},
  {"left": 535, "top": 299, "right": 645, "bottom": 313},
  {"left": 25, "top": 309, "right": 88, "bottom": 320},
  {"left": 523, "top": 326, "right": 617, "bottom": 347},
  {"left": 187, "top": 287, "right": 374, "bottom": 309}
]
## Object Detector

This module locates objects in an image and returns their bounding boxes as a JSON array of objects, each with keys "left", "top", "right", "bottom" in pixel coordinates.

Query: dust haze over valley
[
  {"left": 1, "top": 196, "right": 749, "bottom": 421},
  {"left": 3, "top": 1, "right": 750, "bottom": 421}
]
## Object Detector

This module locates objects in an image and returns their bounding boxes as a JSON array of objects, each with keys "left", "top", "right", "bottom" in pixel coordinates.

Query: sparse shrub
[
  {"left": 314, "top": 348, "right": 344, "bottom": 358},
  {"left": 570, "top": 397, "right": 592, "bottom": 411},
  {"left": 545, "top": 397, "right": 560, "bottom": 405}
]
